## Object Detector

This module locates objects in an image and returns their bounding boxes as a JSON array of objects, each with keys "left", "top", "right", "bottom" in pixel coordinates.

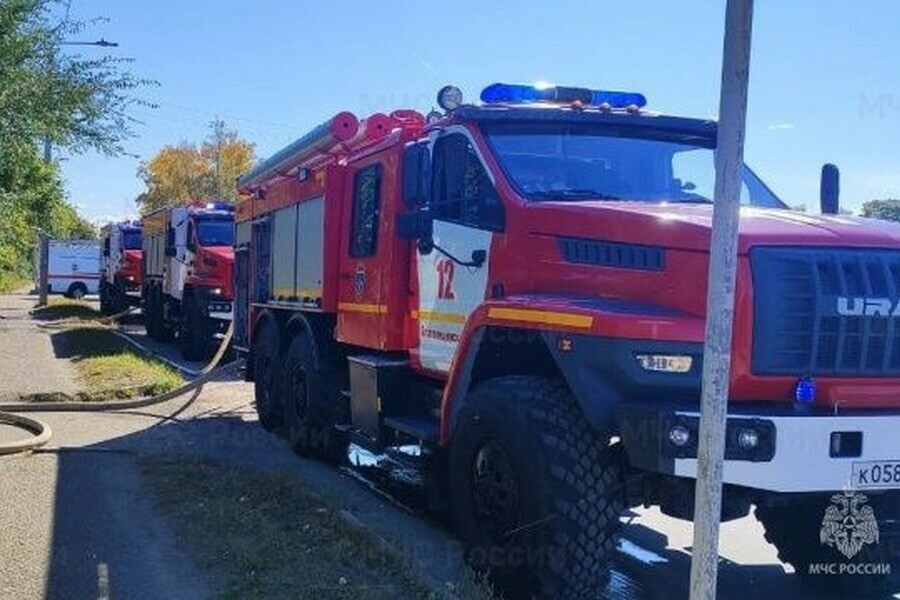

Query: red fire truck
[
  {"left": 235, "top": 84, "right": 900, "bottom": 598},
  {"left": 99, "top": 220, "right": 142, "bottom": 315},
  {"left": 142, "top": 202, "right": 235, "bottom": 360}
]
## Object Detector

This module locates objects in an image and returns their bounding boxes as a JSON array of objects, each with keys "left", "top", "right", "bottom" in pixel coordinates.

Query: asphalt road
[{"left": 0, "top": 297, "right": 895, "bottom": 599}]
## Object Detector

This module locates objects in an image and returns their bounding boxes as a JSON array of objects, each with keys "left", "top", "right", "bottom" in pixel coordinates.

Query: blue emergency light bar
[{"left": 480, "top": 83, "right": 647, "bottom": 109}]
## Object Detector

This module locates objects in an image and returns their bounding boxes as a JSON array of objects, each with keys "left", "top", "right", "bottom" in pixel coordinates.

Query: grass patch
[
  {"left": 49, "top": 326, "right": 181, "bottom": 401},
  {"left": 139, "top": 456, "right": 439, "bottom": 600},
  {"left": 31, "top": 297, "right": 101, "bottom": 322}
]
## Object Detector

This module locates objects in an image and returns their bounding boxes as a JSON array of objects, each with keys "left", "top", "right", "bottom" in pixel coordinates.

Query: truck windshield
[
  {"left": 196, "top": 218, "right": 234, "bottom": 246},
  {"left": 123, "top": 231, "right": 142, "bottom": 250},
  {"left": 483, "top": 123, "right": 785, "bottom": 208}
]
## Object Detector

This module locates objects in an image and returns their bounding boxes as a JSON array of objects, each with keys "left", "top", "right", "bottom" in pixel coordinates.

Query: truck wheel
[
  {"left": 282, "top": 330, "right": 347, "bottom": 464},
  {"left": 157, "top": 295, "right": 175, "bottom": 343},
  {"left": 67, "top": 282, "right": 87, "bottom": 300},
  {"left": 252, "top": 320, "right": 283, "bottom": 433},
  {"left": 179, "top": 295, "right": 207, "bottom": 362},
  {"left": 449, "top": 376, "right": 624, "bottom": 600},
  {"left": 144, "top": 286, "right": 160, "bottom": 340},
  {"left": 756, "top": 494, "right": 899, "bottom": 595},
  {"left": 99, "top": 283, "right": 112, "bottom": 315}
]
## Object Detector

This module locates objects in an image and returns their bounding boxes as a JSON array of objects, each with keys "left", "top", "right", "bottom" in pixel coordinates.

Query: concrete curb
[
  {"left": 0, "top": 319, "right": 238, "bottom": 456},
  {"left": 0, "top": 359, "right": 243, "bottom": 413}
]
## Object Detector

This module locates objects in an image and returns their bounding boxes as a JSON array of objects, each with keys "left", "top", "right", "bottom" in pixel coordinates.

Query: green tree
[
  {"left": 860, "top": 199, "right": 900, "bottom": 223},
  {"left": 0, "top": 0, "right": 153, "bottom": 155},
  {"left": 0, "top": 141, "right": 93, "bottom": 291},
  {"left": 203, "top": 119, "right": 255, "bottom": 201},
  {"left": 0, "top": 1, "right": 130, "bottom": 290},
  {"left": 136, "top": 121, "right": 255, "bottom": 213}
]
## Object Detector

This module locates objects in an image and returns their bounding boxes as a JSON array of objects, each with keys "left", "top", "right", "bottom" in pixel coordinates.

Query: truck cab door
[
  {"left": 166, "top": 211, "right": 190, "bottom": 300},
  {"left": 414, "top": 131, "right": 504, "bottom": 373}
]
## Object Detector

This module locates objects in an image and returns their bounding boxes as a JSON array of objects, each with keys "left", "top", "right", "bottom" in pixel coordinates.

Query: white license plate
[{"left": 851, "top": 460, "right": 900, "bottom": 489}]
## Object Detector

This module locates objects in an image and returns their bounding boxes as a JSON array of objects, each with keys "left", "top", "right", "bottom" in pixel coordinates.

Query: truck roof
[{"left": 451, "top": 104, "right": 718, "bottom": 142}]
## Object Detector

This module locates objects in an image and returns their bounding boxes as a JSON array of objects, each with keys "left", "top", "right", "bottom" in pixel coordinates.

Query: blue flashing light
[
  {"left": 591, "top": 89, "right": 648, "bottom": 109},
  {"left": 480, "top": 82, "right": 647, "bottom": 109},
  {"left": 205, "top": 201, "right": 235, "bottom": 212},
  {"left": 795, "top": 377, "right": 816, "bottom": 403}
]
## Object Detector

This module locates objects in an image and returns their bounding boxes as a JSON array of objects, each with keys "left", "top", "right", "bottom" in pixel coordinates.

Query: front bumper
[
  {"left": 204, "top": 296, "right": 233, "bottom": 321},
  {"left": 616, "top": 403, "right": 900, "bottom": 493}
]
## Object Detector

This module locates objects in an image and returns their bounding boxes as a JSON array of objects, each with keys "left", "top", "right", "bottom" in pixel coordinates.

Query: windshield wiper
[{"left": 528, "top": 189, "right": 622, "bottom": 201}]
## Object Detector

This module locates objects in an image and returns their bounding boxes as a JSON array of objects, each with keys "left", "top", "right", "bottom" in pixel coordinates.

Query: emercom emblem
[{"left": 819, "top": 491, "right": 880, "bottom": 559}]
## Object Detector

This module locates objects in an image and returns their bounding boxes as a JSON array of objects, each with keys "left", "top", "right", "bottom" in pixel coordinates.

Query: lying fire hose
[{"left": 0, "top": 311, "right": 240, "bottom": 455}]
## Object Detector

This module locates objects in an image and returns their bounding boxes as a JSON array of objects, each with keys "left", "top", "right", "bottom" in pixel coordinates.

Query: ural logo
[
  {"left": 820, "top": 491, "right": 880, "bottom": 559},
  {"left": 837, "top": 297, "right": 900, "bottom": 317}
]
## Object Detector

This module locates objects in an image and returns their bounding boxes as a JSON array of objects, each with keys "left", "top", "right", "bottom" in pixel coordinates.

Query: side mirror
[
  {"left": 402, "top": 143, "right": 431, "bottom": 206},
  {"left": 820, "top": 163, "right": 840, "bottom": 215},
  {"left": 396, "top": 208, "right": 434, "bottom": 254}
]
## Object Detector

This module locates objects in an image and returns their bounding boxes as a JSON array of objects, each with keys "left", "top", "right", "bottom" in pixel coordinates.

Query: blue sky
[{"left": 58, "top": 1, "right": 900, "bottom": 221}]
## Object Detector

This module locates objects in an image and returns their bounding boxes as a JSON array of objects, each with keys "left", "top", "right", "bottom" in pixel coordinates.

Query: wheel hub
[{"left": 472, "top": 440, "right": 520, "bottom": 539}]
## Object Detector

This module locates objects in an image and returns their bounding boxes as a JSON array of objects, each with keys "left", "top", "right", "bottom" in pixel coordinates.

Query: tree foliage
[
  {"left": 136, "top": 120, "right": 255, "bottom": 213},
  {"left": 860, "top": 199, "right": 900, "bottom": 223},
  {"left": 0, "top": 0, "right": 153, "bottom": 156},
  {"left": 0, "top": 0, "right": 132, "bottom": 291},
  {"left": 0, "top": 141, "right": 94, "bottom": 291}
]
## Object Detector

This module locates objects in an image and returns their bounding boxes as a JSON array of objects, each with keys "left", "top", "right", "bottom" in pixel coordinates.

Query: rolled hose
[
  {"left": 0, "top": 412, "right": 52, "bottom": 456},
  {"left": 0, "top": 319, "right": 239, "bottom": 454}
]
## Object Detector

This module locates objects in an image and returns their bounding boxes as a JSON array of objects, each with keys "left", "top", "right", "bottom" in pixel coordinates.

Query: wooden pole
[
  {"left": 689, "top": 1, "right": 754, "bottom": 598},
  {"left": 37, "top": 232, "right": 49, "bottom": 306}
]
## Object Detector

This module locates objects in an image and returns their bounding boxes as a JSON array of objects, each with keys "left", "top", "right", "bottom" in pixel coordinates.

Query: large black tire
[
  {"left": 756, "top": 493, "right": 900, "bottom": 596},
  {"left": 252, "top": 319, "right": 283, "bottom": 433},
  {"left": 99, "top": 282, "right": 113, "bottom": 316},
  {"left": 179, "top": 294, "right": 210, "bottom": 362},
  {"left": 282, "top": 328, "right": 348, "bottom": 464},
  {"left": 449, "top": 376, "right": 624, "bottom": 600},
  {"left": 144, "top": 286, "right": 160, "bottom": 340},
  {"left": 156, "top": 292, "right": 175, "bottom": 343}
]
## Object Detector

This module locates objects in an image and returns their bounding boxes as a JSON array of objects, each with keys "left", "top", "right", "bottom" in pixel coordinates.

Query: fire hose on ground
[{"left": 0, "top": 310, "right": 240, "bottom": 455}]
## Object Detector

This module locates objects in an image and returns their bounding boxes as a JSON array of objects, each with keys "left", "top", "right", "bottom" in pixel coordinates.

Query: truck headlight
[
  {"left": 737, "top": 428, "right": 759, "bottom": 450},
  {"left": 210, "top": 287, "right": 222, "bottom": 296},
  {"left": 635, "top": 354, "right": 693, "bottom": 373},
  {"left": 668, "top": 424, "right": 692, "bottom": 447}
]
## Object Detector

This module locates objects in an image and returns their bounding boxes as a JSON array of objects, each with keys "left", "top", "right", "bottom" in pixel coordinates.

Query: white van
[{"left": 43, "top": 240, "right": 101, "bottom": 299}]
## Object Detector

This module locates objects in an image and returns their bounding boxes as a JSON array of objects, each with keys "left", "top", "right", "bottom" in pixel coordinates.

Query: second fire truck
[
  {"left": 99, "top": 220, "right": 142, "bottom": 315},
  {"left": 141, "top": 202, "right": 235, "bottom": 360}
]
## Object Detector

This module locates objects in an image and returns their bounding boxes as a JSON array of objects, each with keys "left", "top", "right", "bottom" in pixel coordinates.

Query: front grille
[{"left": 751, "top": 247, "right": 900, "bottom": 376}]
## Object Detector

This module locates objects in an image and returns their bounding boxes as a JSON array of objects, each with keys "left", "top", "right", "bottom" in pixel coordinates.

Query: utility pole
[
  {"left": 689, "top": 1, "right": 754, "bottom": 599},
  {"left": 43, "top": 39, "right": 120, "bottom": 164},
  {"left": 37, "top": 233, "right": 49, "bottom": 307}
]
